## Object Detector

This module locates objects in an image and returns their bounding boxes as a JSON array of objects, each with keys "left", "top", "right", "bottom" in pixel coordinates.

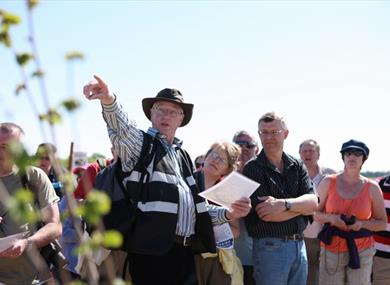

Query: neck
[
  {"left": 203, "top": 170, "right": 220, "bottom": 189},
  {"left": 306, "top": 164, "right": 320, "bottom": 179},
  {"left": 265, "top": 151, "right": 283, "bottom": 172},
  {"left": 341, "top": 169, "right": 361, "bottom": 183}
]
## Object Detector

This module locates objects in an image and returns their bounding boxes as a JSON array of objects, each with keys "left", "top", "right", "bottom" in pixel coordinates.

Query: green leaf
[
  {"left": 10, "top": 142, "right": 34, "bottom": 171},
  {"left": 38, "top": 113, "right": 47, "bottom": 122},
  {"left": 60, "top": 98, "right": 81, "bottom": 112},
  {"left": 102, "top": 230, "right": 123, "bottom": 248},
  {"left": 27, "top": 0, "right": 40, "bottom": 10},
  {"left": 31, "top": 69, "right": 44, "bottom": 78},
  {"left": 15, "top": 83, "right": 26, "bottom": 96},
  {"left": 16, "top": 52, "right": 34, "bottom": 66},
  {"left": 47, "top": 108, "right": 62, "bottom": 125},
  {"left": 82, "top": 191, "right": 111, "bottom": 225},
  {"left": 65, "top": 51, "right": 85, "bottom": 61},
  {"left": 8, "top": 189, "right": 40, "bottom": 224},
  {"left": 0, "top": 30, "right": 11, "bottom": 47},
  {"left": 0, "top": 10, "right": 21, "bottom": 26}
]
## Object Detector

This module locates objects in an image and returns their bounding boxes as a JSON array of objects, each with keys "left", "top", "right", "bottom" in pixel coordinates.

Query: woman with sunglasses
[
  {"left": 314, "top": 139, "right": 387, "bottom": 285},
  {"left": 194, "top": 141, "right": 246, "bottom": 285},
  {"left": 35, "top": 143, "right": 66, "bottom": 198}
]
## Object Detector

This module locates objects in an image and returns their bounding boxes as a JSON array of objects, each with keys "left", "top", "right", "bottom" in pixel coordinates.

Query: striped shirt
[
  {"left": 244, "top": 150, "right": 315, "bottom": 238},
  {"left": 101, "top": 99, "right": 228, "bottom": 237},
  {"left": 374, "top": 175, "right": 390, "bottom": 258}
]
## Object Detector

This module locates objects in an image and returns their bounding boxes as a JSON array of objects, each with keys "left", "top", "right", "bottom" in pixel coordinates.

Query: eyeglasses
[
  {"left": 344, "top": 149, "right": 364, "bottom": 157},
  {"left": 151, "top": 106, "right": 183, "bottom": 118},
  {"left": 234, "top": 140, "right": 257, "bottom": 149},
  {"left": 208, "top": 151, "right": 228, "bottom": 165},
  {"left": 258, "top": 129, "right": 284, "bottom": 137},
  {"left": 195, "top": 162, "right": 203, "bottom": 168},
  {"left": 38, "top": 156, "right": 50, "bottom": 161}
]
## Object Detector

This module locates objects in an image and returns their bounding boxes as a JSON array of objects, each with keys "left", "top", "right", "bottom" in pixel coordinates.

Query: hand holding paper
[
  {"left": 226, "top": 197, "right": 252, "bottom": 219},
  {"left": 198, "top": 171, "right": 260, "bottom": 212}
]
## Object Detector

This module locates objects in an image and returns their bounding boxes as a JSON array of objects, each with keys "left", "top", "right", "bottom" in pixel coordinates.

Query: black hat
[
  {"left": 340, "top": 139, "right": 369, "bottom": 157},
  {"left": 142, "top": 88, "right": 193, "bottom": 127}
]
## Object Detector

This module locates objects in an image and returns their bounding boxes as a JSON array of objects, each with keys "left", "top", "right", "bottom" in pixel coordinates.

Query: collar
[
  {"left": 147, "top": 127, "right": 183, "bottom": 148},
  {"left": 258, "top": 150, "right": 295, "bottom": 172}
]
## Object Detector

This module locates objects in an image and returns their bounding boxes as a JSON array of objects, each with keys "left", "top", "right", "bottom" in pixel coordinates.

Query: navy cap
[{"left": 340, "top": 139, "right": 369, "bottom": 157}]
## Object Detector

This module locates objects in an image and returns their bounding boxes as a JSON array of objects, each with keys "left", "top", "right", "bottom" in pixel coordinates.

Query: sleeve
[
  {"left": 27, "top": 166, "right": 60, "bottom": 209},
  {"left": 207, "top": 204, "right": 230, "bottom": 225},
  {"left": 101, "top": 99, "right": 144, "bottom": 172},
  {"left": 73, "top": 163, "right": 100, "bottom": 199}
]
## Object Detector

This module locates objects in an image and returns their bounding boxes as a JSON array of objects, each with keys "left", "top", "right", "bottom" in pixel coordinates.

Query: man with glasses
[
  {"left": 299, "top": 139, "right": 335, "bottom": 285},
  {"left": 232, "top": 130, "right": 258, "bottom": 285},
  {"left": 83, "top": 75, "right": 251, "bottom": 285},
  {"left": 243, "top": 112, "right": 318, "bottom": 285}
]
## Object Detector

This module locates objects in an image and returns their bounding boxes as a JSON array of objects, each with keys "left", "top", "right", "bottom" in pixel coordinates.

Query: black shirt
[{"left": 243, "top": 150, "right": 315, "bottom": 238}]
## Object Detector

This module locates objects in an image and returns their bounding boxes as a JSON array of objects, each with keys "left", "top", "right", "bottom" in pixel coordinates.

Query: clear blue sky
[{"left": 1, "top": 1, "right": 389, "bottom": 172}]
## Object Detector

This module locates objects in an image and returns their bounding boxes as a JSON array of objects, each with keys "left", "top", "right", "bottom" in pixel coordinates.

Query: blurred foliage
[
  {"left": 27, "top": 0, "right": 40, "bottom": 10},
  {"left": 8, "top": 188, "right": 39, "bottom": 224},
  {"left": 0, "top": 30, "right": 11, "bottom": 47},
  {"left": 81, "top": 191, "right": 111, "bottom": 226},
  {"left": 0, "top": 10, "right": 21, "bottom": 47},
  {"left": 16, "top": 52, "right": 34, "bottom": 66},
  {"left": 77, "top": 230, "right": 122, "bottom": 255},
  {"left": 65, "top": 51, "right": 85, "bottom": 61},
  {"left": 61, "top": 98, "right": 81, "bottom": 112},
  {"left": 9, "top": 140, "right": 35, "bottom": 170},
  {"left": 31, "top": 69, "right": 44, "bottom": 78},
  {"left": 15, "top": 83, "right": 27, "bottom": 96},
  {"left": 39, "top": 108, "right": 62, "bottom": 124},
  {"left": 0, "top": 10, "right": 21, "bottom": 26}
]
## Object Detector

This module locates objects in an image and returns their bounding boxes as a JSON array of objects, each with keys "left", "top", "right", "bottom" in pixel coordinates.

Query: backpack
[
  {"left": 94, "top": 139, "right": 156, "bottom": 252},
  {"left": 21, "top": 172, "right": 68, "bottom": 270}
]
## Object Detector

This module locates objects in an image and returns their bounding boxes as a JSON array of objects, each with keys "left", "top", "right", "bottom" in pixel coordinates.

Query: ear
[
  {"left": 284, "top": 129, "right": 289, "bottom": 139},
  {"left": 177, "top": 117, "right": 183, "bottom": 127}
]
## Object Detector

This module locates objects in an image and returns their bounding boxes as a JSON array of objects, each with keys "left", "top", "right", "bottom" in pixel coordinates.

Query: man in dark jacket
[{"left": 83, "top": 75, "right": 251, "bottom": 285}]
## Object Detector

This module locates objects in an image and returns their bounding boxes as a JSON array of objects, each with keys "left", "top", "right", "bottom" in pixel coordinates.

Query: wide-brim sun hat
[
  {"left": 142, "top": 88, "right": 193, "bottom": 127},
  {"left": 340, "top": 139, "right": 370, "bottom": 157}
]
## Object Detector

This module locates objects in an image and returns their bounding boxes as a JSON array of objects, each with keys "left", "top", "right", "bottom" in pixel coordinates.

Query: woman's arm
[
  {"left": 313, "top": 176, "right": 348, "bottom": 231},
  {"left": 228, "top": 219, "right": 240, "bottom": 239}
]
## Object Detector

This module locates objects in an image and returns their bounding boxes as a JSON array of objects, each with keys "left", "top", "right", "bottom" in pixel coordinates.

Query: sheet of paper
[
  {"left": 0, "top": 232, "right": 27, "bottom": 253},
  {"left": 198, "top": 171, "right": 260, "bottom": 210}
]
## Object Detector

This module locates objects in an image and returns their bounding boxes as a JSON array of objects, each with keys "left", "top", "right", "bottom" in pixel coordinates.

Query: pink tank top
[{"left": 321, "top": 175, "right": 374, "bottom": 253}]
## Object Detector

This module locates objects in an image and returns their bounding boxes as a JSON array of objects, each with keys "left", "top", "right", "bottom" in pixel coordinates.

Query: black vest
[{"left": 124, "top": 132, "right": 216, "bottom": 255}]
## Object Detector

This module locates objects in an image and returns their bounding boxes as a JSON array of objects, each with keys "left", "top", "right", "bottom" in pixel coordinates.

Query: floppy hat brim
[{"left": 142, "top": 97, "right": 193, "bottom": 127}]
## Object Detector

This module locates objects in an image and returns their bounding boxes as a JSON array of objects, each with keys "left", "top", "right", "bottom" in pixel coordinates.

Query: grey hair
[{"left": 258, "top": 112, "right": 288, "bottom": 130}]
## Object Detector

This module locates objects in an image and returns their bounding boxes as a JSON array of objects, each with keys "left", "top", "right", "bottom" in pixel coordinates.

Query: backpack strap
[{"left": 115, "top": 135, "right": 157, "bottom": 205}]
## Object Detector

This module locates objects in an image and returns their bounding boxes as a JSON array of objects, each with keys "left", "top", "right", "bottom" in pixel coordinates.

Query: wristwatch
[{"left": 284, "top": 200, "right": 292, "bottom": 211}]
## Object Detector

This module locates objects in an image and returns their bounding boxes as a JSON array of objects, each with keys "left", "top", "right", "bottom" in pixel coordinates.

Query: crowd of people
[{"left": 0, "top": 75, "right": 389, "bottom": 285}]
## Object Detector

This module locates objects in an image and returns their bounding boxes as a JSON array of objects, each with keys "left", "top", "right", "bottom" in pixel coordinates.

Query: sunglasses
[
  {"left": 344, "top": 149, "right": 364, "bottom": 157},
  {"left": 234, "top": 140, "right": 257, "bottom": 149}
]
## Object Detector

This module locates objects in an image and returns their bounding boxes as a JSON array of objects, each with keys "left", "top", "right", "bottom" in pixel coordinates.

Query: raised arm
[{"left": 83, "top": 75, "right": 143, "bottom": 171}]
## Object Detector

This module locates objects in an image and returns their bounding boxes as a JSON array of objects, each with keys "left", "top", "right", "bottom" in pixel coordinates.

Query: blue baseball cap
[{"left": 340, "top": 139, "right": 369, "bottom": 157}]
